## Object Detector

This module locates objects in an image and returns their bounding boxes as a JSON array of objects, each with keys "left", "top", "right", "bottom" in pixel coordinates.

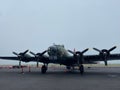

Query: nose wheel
[
  {"left": 79, "top": 65, "right": 84, "bottom": 74},
  {"left": 41, "top": 65, "right": 48, "bottom": 74},
  {"left": 66, "top": 66, "right": 71, "bottom": 70}
]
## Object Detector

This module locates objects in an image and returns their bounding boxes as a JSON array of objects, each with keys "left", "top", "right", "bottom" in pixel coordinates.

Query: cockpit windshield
[{"left": 48, "top": 46, "right": 58, "bottom": 56}]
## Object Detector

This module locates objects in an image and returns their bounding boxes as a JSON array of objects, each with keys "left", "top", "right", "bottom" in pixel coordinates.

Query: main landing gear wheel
[
  {"left": 66, "top": 66, "right": 71, "bottom": 70},
  {"left": 41, "top": 65, "right": 47, "bottom": 74},
  {"left": 79, "top": 65, "right": 84, "bottom": 75}
]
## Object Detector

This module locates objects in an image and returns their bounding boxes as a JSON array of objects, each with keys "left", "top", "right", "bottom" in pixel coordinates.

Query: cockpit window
[
  {"left": 48, "top": 46, "right": 58, "bottom": 56},
  {"left": 48, "top": 45, "right": 65, "bottom": 56}
]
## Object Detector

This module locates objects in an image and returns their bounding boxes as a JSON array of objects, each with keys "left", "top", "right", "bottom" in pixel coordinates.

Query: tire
[
  {"left": 66, "top": 66, "right": 71, "bottom": 70},
  {"left": 79, "top": 65, "right": 84, "bottom": 74},
  {"left": 41, "top": 65, "right": 47, "bottom": 74}
]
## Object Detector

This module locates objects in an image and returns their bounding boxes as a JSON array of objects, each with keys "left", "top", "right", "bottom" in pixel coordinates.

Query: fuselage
[{"left": 46, "top": 44, "right": 98, "bottom": 65}]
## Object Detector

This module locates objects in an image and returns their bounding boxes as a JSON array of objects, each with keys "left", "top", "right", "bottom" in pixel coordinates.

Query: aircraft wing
[
  {"left": 0, "top": 57, "right": 19, "bottom": 60},
  {"left": 62, "top": 53, "right": 120, "bottom": 66},
  {"left": 84, "top": 53, "right": 120, "bottom": 61},
  {"left": 0, "top": 54, "right": 120, "bottom": 65},
  {"left": 0, "top": 56, "right": 50, "bottom": 63}
]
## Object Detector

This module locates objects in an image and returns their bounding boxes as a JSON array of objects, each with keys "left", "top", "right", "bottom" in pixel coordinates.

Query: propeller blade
[
  {"left": 108, "top": 46, "right": 117, "bottom": 52},
  {"left": 93, "top": 48, "right": 102, "bottom": 53},
  {"left": 19, "top": 60, "right": 21, "bottom": 68},
  {"left": 23, "top": 49, "right": 29, "bottom": 55},
  {"left": 41, "top": 50, "right": 47, "bottom": 55},
  {"left": 74, "top": 48, "right": 76, "bottom": 53},
  {"left": 13, "top": 52, "right": 19, "bottom": 56},
  {"left": 104, "top": 61, "right": 107, "bottom": 66},
  {"left": 37, "top": 61, "right": 39, "bottom": 67},
  {"left": 29, "top": 51, "right": 36, "bottom": 56},
  {"left": 68, "top": 50, "right": 75, "bottom": 54},
  {"left": 82, "top": 48, "right": 89, "bottom": 54}
]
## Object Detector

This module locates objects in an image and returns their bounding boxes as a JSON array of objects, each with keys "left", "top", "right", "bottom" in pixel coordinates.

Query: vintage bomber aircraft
[{"left": 0, "top": 44, "right": 120, "bottom": 74}]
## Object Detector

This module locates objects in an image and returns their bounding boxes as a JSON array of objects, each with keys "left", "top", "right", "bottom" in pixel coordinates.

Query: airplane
[{"left": 0, "top": 44, "right": 120, "bottom": 74}]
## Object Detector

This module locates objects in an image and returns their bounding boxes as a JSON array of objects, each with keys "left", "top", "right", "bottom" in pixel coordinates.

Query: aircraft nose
[
  {"left": 48, "top": 46, "right": 57, "bottom": 55},
  {"left": 51, "top": 46, "right": 57, "bottom": 52}
]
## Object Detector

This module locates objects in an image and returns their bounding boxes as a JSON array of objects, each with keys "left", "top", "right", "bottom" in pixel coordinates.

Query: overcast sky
[{"left": 0, "top": 0, "right": 120, "bottom": 65}]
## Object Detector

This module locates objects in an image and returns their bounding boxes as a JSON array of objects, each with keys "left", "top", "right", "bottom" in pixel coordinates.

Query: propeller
[
  {"left": 93, "top": 46, "right": 117, "bottom": 66},
  {"left": 13, "top": 50, "right": 29, "bottom": 68},
  {"left": 68, "top": 48, "right": 89, "bottom": 65},
  {"left": 30, "top": 50, "right": 47, "bottom": 67},
  {"left": 75, "top": 48, "right": 89, "bottom": 65},
  {"left": 29, "top": 51, "right": 39, "bottom": 67}
]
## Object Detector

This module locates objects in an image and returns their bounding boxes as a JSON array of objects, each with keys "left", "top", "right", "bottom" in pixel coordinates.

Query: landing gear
[
  {"left": 41, "top": 65, "right": 48, "bottom": 74},
  {"left": 79, "top": 65, "right": 84, "bottom": 74},
  {"left": 66, "top": 66, "right": 71, "bottom": 70}
]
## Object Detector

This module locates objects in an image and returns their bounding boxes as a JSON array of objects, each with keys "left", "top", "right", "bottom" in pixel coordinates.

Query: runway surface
[{"left": 0, "top": 66, "right": 120, "bottom": 90}]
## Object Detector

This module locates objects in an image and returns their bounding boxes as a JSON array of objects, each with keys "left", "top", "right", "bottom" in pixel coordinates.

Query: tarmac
[{"left": 0, "top": 66, "right": 120, "bottom": 90}]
